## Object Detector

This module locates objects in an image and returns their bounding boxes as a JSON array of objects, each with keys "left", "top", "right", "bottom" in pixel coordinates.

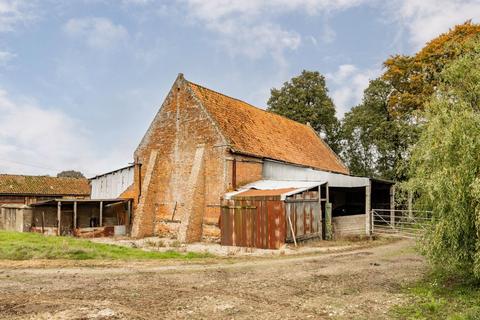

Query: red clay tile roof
[
  {"left": 188, "top": 81, "right": 349, "bottom": 174},
  {"left": 0, "top": 174, "right": 91, "bottom": 196},
  {"left": 119, "top": 184, "right": 135, "bottom": 199}
]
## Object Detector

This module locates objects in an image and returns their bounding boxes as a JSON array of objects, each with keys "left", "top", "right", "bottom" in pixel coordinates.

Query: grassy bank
[
  {"left": 391, "top": 273, "right": 480, "bottom": 320},
  {"left": 0, "top": 231, "right": 211, "bottom": 260}
]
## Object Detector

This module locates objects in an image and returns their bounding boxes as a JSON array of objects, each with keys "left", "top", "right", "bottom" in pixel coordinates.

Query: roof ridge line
[
  {"left": 186, "top": 80, "right": 315, "bottom": 130},
  {"left": 0, "top": 173, "right": 86, "bottom": 180}
]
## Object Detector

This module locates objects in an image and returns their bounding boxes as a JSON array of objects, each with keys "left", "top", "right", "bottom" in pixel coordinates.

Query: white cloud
[
  {"left": 64, "top": 17, "right": 128, "bottom": 50},
  {"left": 121, "top": 0, "right": 152, "bottom": 5},
  {"left": 394, "top": 0, "right": 480, "bottom": 49},
  {"left": 326, "top": 64, "right": 380, "bottom": 117},
  {"left": 0, "top": 89, "right": 129, "bottom": 177},
  {"left": 0, "top": 89, "right": 95, "bottom": 175},
  {"left": 180, "top": 0, "right": 369, "bottom": 62},
  {"left": 0, "top": 0, "right": 36, "bottom": 32},
  {"left": 0, "top": 50, "right": 15, "bottom": 66}
]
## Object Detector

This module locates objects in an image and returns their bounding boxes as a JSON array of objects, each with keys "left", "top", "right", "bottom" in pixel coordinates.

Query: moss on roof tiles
[
  {"left": 0, "top": 174, "right": 90, "bottom": 196},
  {"left": 188, "top": 81, "right": 348, "bottom": 174}
]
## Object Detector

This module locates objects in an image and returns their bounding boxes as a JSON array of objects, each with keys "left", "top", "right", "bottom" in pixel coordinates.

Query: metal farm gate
[{"left": 371, "top": 209, "right": 431, "bottom": 238}]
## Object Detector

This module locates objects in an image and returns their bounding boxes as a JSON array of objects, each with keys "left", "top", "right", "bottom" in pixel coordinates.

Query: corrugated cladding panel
[
  {"left": 220, "top": 197, "right": 286, "bottom": 249},
  {"left": 90, "top": 166, "right": 134, "bottom": 199}
]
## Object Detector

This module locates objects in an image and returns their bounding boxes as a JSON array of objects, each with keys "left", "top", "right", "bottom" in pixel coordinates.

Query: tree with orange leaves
[{"left": 383, "top": 21, "right": 480, "bottom": 117}]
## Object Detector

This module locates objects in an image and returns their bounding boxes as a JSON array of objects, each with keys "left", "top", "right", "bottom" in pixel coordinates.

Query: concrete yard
[{"left": 0, "top": 238, "right": 425, "bottom": 319}]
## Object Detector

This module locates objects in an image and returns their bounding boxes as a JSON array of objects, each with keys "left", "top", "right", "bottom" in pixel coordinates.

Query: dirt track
[{"left": 0, "top": 239, "right": 425, "bottom": 319}]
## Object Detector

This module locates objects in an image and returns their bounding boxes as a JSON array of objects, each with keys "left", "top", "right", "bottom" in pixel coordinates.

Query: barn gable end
[{"left": 132, "top": 75, "right": 231, "bottom": 240}]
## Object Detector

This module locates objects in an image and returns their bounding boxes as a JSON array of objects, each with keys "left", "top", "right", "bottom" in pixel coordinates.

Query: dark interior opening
[
  {"left": 371, "top": 180, "right": 392, "bottom": 210},
  {"left": 330, "top": 187, "right": 365, "bottom": 217}
]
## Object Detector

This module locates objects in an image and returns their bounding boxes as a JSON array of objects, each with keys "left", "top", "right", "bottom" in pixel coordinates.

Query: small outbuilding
[
  {"left": 0, "top": 174, "right": 90, "bottom": 205},
  {"left": 29, "top": 198, "right": 132, "bottom": 237},
  {"left": 222, "top": 181, "right": 327, "bottom": 249}
]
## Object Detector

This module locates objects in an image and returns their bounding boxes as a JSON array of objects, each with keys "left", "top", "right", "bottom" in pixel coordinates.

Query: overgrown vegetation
[
  {"left": 0, "top": 231, "right": 211, "bottom": 260},
  {"left": 267, "top": 23, "right": 480, "bottom": 181},
  {"left": 407, "top": 43, "right": 480, "bottom": 278},
  {"left": 392, "top": 273, "right": 480, "bottom": 320}
]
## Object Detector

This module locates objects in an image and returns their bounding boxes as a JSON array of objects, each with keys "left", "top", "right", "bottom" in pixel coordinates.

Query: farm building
[
  {"left": 90, "top": 165, "right": 134, "bottom": 199},
  {"left": 0, "top": 174, "right": 88, "bottom": 234},
  {"left": 0, "top": 174, "right": 133, "bottom": 237},
  {"left": 0, "top": 174, "right": 90, "bottom": 205},
  {"left": 131, "top": 73, "right": 395, "bottom": 247}
]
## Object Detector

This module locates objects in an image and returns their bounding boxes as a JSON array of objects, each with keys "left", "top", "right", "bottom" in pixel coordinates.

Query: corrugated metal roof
[
  {"left": 89, "top": 164, "right": 135, "bottom": 180},
  {"left": 234, "top": 188, "right": 297, "bottom": 197},
  {"left": 0, "top": 174, "right": 90, "bottom": 196},
  {"left": 188, "top": 81, "right": 349, "bottom": 174},
  {"left": 225, "top": 180, "right": 326, "bottom": 200}
]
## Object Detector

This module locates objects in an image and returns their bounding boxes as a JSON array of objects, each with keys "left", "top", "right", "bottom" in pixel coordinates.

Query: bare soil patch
[{"left": 0, "top": 238, "right": 425, "bottom": 319}]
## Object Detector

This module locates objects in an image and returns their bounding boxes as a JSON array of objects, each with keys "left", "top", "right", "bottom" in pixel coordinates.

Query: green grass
[
  {"left": 0, "top": 231, "right": 212, "bottom": 260},
  {"left": 391, "top": 273, "right": 480, "bottom": 320}
]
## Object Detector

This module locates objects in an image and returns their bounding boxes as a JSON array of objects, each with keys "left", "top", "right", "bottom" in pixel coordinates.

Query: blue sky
[{"left": 0, "top": 0, "right": 478, "bottom": 177}]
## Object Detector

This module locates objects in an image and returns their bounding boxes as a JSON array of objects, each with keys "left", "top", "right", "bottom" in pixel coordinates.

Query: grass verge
[
  {"left": 391, "top": 272, "right": 480, "bottom": 320},
  {"left": 0, "top": 231, "right": 212, "bottom": 260}
]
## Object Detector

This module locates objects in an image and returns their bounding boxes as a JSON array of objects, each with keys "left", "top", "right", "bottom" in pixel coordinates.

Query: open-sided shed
[{"left": 29, "top": 198, "right": 132, "bottom": 237}]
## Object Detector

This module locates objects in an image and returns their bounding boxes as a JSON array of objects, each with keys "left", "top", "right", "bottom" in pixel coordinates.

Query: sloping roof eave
[
  {"left": 229, "top": 148, "right": 348, "bottom": 175},
  {"left": 187, "top": 79, "right": 349, "bottom": 174}
]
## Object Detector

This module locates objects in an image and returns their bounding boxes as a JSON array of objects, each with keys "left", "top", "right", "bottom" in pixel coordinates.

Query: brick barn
[{"left": 131, "top": 74, "right": 359, "bottom": 243}]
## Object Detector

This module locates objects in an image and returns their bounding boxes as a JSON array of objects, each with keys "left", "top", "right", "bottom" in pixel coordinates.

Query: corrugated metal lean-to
[{"left": 221, "top": 184, "right": 325, "bottom": 249}]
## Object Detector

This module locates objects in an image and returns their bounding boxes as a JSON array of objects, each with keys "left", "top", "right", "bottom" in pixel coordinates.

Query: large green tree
[
  {"left": 340, "top": 79, "right": 416, "bottom": 180},
  {"left": 267, "top": 70, "right": 341, "bottom": 153},
  {"left": 408, "top": 43, "right": 480, "bottom": 278},
  {"left": 342, "top": 22, "right": 480, "bottom": 180}
]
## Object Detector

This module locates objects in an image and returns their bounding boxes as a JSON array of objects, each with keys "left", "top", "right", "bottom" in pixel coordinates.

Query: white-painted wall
[{"left": 90, "top": 166, "right": 134, "bottom": 199}]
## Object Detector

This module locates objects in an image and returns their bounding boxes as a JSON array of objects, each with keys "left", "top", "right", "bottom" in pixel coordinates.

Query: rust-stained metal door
[
  {"left": 285, "top": 200, "right": 321, "bottom": 241},
  {"left": 220, "top": 198, "right": 286, "bottom": 249}
]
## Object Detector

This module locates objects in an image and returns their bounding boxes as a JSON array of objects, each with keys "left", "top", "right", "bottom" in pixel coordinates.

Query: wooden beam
[
  {"left": 73, "top": 201, "right": 77, "bottom": 230},
  {"left": 57, "top": 201, "right": 61, "bottom": 236},
  {"left": 99, "top": 201, "right": 103, "bottom": 227}
]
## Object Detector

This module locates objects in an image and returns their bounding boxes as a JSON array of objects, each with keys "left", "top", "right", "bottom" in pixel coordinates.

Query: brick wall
[
  {"left": 132, "top": 75, "right": 229, "bottom": 241},
  {"left": 131, "top": 75, "right": 266, "bottom": 242}
]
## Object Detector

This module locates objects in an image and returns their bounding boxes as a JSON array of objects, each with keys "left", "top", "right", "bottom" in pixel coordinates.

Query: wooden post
[
  {"left": 127, "top": 200, "right": 132, "bottom": 226},
  {"left": 286, "top": 204, "right": 297, "bottom": 247},
  {"left": 326, "top": 184, "right": 330, "bottom": 203},
  {"left": 408, "top": 190, "right": 413, "bottom": 220},
  {"left": 57, "top": 201, "right": 62, "bottom": 236},
  {"left": 325, "top": 203, "right": 332, "bottom": 240},
  {"left": 318, "top": 185, "right": 322, "bottom": 238},
  {"left": 232, "top": 158, "right": 237, "bottom": 190},
  {"left": 99, "top": 201, "right": 103, "bottom": 227},
  {"left": 365, "top": 181, "right": 371, "bottom": 236},
  {"left": 73, "top": 201, "right": 77, "bottom": 230},
  {"left": 390, "top": 185, "right": 396, "bottom": 229},
  {"left": 41, "top": 211, "right": 45, "bottom": 234}
]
